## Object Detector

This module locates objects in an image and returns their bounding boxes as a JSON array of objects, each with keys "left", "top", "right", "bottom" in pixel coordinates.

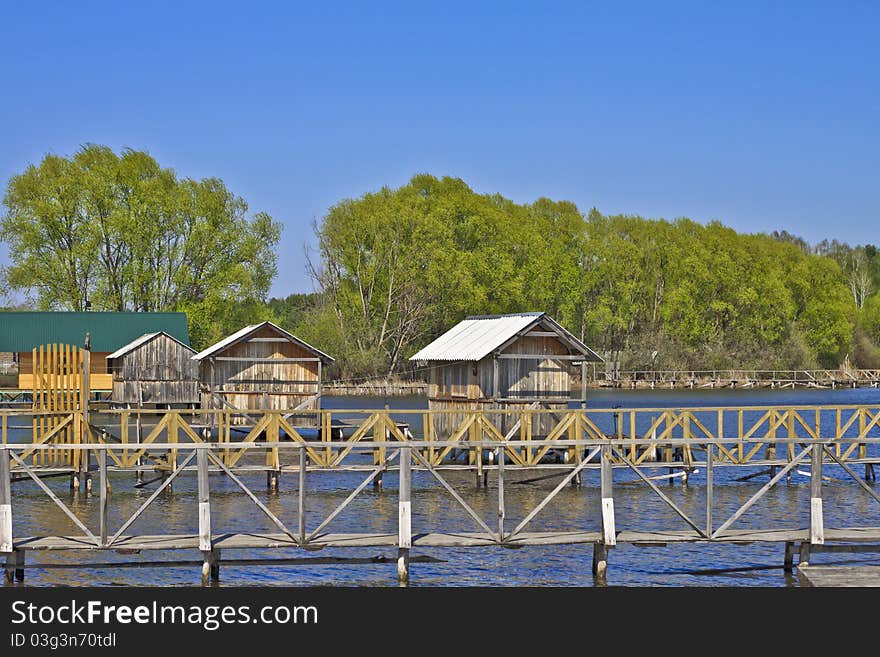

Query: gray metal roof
[
  {"left": 409, "top": 312, "right": 602, "bottom": 362},
  {"left": 106, "top": 331, "right": 195, "bottom": 360},
  {"left": 192, "top": 321, "right": 334, "bottom": 364}
]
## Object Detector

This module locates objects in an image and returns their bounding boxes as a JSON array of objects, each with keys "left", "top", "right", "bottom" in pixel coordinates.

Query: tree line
[{"left": 3, "top": 146, "right": 879, "bottom": 378}]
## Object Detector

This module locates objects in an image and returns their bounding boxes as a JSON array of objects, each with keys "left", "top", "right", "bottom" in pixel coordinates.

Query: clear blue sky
[{"left": 1, "top": 1, "right": 878, "bottom": 299}]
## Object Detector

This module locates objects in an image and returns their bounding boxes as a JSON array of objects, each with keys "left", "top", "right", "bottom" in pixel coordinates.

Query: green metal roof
[{"left": 0, "top": 312, "right": 190, "bottom": 353}]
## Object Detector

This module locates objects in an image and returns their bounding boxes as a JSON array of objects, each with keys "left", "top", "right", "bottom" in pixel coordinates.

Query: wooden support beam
[
  {"left": 497, "top": 447, "right": 505, "bottom": 541},
  {"left": 80, "top": 348, "right": 90, "bottom": 485},
  {"left": 784, "top": 541, "right": 795, "bottom": 572},
  {"left": 592, "top": 542, "right": 608, "bottom": 579},
  {"left": 496, "top": 354, "right": 586, "bottom": 360},
  {"left": 98, "top": 449, "right": 108, "bottom": 546},
  {"left": 197, "top": 449, "right": 218, "bottom": 584},
  {"left": 0, "top": 449, "right": 11, "bottom": 554},
  {"left": 398, "top": 446, "right": 411, "bottom": 586},
  {"left": 201, "top": 548, "right": 220, "bottom": 585},
  {"left": 810, "top": 445, "right": 824, "bottom": 545},
  {"left": 4, "top": 549, "right": 24, "bottom": 583},
  {"left": 799, "top": 541, "right": 811, "bottom": 567},
  {"left": 213, "top": 357, "right": 322, "bottom": 363},
  {"left": 600, "top": 443, "right": 616, "bottom": 546},
  {"left": 245, "top": 337, "right": 305, "bottom": 343},
  {"left": 298, "top": 445, "right": 307, "bottom": 545},
  {"left": 197, "top": 449, "right": 211, "bottom": 553},
  {"left": 706, "top": 442, "right": 713, "bottom": 537}
]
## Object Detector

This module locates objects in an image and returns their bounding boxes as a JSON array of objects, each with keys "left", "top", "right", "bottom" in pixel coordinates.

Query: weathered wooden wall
[
  {"left": 110, "top": 334, "right": 199, "bottom": 405},
  {"left": 428, "top": 335, "right": 573, "bottom": 438},
  {"left": 200, "top": 325, "right": 321, "bottom": 413}
]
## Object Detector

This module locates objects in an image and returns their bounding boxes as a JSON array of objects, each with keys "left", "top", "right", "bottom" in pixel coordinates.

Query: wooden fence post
[
  {"left": 298, "top": 444, "right": 307, "bottom": 546},
  {"left": 706, "top": 442, "right": 713, "bottom": 537},
  {"left": 784, "top": 541, "right": 795, "bottom": 572},
  {"left": 198, "top": 448, "right": 218, "bottom": 584},
  {"left": 497, "top": 446, "right": 505, "bottom": 541},
  {"left": 1, "top": 449, "right": 23, "bottom": 582},
  {"left": 98, "top": 448, "right": 108, "bottom": 546},
  {"left": 398, "top": 445, "right": 412, "bottom": 586},
  {"left": 810, "top": 444, "right": 824, "bottom": 545},
  {"left": 601, "top": 443, "right": 616, "bottom": 546},
  {"left": 80, "top": 346, "right": 90, "bottom": 491},
  {"left": 0, "top": 449, "right": 11, "bottom": 554}
]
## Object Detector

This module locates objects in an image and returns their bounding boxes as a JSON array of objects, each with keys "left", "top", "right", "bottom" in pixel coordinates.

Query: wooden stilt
[
  {"left": 592, "top": 542, "right": 608, "bottom": 578},
  {"left": 398, "top": 446, "right": 412, "bottom": 586},
  {"left": 99, "top": 449, "right": 108, "bottom": 546},
  {"left": 810, "top": 445, "right": 824, "bottom": 545},
  {"left": 267, "top": 470, "right": 280, "bottom": 492},
  {"left": 475, "top": 447, "right": 483, "bottom": 488},
  {"left": 0, "top": 449, "right": 11, "bottom": 557},
  {"left": 784, "top": 541, "right": 795, "bottom": 572},
  {"left": 5, "top": 550, "right": 24, "bottom": 583},
  {"left": 197, "top": 448, "right": 218, "bottom": 584},
  {"left": 201, "top": 549, "right": 221, "bottom": 585},
  {"left": 799, "top": 541, "right": 811, "bottom": 567},
  {"left": 497, "top": 447, "right": 505, "bottom": 541},
  {"left": 600, "top": 444, "right": 616, "bottom": 547}
]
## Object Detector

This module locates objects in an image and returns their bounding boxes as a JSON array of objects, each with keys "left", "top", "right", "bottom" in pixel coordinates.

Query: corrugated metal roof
[
  {"left": 106, "top": 331, "right": 195, "bottom": 360},
  {"left": 192, "top": 321, "right": 335, "bottom": 364},
  {"left": 409, "top": 312, "right": 603, "bottom": 362},
  {"left": 0, "top": 312, "right": 190, "bottom": 353}
]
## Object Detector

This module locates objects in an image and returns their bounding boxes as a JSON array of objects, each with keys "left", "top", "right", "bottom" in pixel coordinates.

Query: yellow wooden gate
[{"left": 30, "top": 344, "right": 86, "bottom": 468}]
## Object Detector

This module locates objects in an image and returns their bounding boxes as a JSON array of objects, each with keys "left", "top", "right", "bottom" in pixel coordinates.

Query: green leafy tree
[{"left": 1, "top": 144, "right": 281, "bottom": 349}]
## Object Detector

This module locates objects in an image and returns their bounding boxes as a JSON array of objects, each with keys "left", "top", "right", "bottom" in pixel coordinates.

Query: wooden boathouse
[
  {"left": 192, "top": 321, "right": 334, "bottom": 418},
  {"left": 106, "top": 332, "right": 199, "bottom": 406},
  {"left": 0, "top": 312, "right": 190, "bottom": 392},
  {"left": 409, "top": 312, "right": 603, "bottom": 437}
]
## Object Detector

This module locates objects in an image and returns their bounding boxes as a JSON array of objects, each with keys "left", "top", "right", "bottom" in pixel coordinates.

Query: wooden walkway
[
  {"left": 798, "top": 564, "right": 880, "bottom": 586},
  {"left": 589, "top": 368, "right": 880, "bottom": 389},
  {"left": 3, "top": 404, "right": 880, "bottom": 585}
]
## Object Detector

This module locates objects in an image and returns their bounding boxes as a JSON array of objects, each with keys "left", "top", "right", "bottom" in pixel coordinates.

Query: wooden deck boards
[{"left": 799, "top": 564, "right": 880, "bottom": 587}]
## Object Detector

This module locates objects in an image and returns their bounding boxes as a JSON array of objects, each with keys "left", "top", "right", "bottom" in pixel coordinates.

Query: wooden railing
[
  {"left": 2, "top": 404, "right": 880, "bottom": 471},
  {"left": 587, "top": 368, "right": 880, "bottom": 387},
  {"left": 2, "top": 433, "right": 880, "bottom": 584}
]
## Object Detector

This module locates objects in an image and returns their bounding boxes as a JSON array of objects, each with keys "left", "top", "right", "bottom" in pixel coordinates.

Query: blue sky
[{"left": 1, "top": 1, "right": 878, "bottom": 298}]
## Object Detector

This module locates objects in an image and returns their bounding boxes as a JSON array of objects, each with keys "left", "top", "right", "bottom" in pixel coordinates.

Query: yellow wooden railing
[{"left": 2, "top": 404, "right": 879, "bottom": 470}]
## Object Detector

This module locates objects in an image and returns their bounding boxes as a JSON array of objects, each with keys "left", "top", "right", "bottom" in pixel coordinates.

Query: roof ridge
[{"left": 464, "top": 312, "right": 544, "bottom": 320}]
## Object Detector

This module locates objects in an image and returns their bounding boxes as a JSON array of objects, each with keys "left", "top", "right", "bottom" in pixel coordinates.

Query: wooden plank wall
[
  {"left": 111, "top": 334, "right": 198, "bottom": 405},
  {"left": 428, "top": 334, "right": 573, "bottom": 438},
  {"left": 428, "top": 336, "right": 571, "bottom": 402},
  {"left": 494, "top": 335, "right": 570, "bottom": 399},
  {"left": 200, "top": 325, "right": 321, "bottom": 413}
]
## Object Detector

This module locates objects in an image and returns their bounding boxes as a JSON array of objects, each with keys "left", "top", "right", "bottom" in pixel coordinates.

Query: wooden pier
[
  {"left": 3, "top": 404, "right": 880, "bottom": 585},
  {"left": 798, "top": 564, "right": 880, "bottom": 586},
  {"left": 588, "top": 368, "right": 880, "bottom": 389}
]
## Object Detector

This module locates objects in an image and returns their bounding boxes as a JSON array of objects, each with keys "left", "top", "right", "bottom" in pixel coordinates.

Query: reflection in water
[{"left": 6, "top": 387, "right": 880, "bottom": 586}]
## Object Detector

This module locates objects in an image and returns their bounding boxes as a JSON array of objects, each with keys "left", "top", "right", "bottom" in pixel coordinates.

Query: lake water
[{"left": 6, "top": 386, "right": 880, "bottom": 587}]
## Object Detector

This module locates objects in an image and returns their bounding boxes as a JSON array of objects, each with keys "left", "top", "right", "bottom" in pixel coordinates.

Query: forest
[{"left": 3, "top": 146, "right": 880, "bottom": 379}]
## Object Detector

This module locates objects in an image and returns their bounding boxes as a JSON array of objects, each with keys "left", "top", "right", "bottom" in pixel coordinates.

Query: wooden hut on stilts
[
  {"left": 409, "top": 312, "right": 603, "bottom": 446},
  {"left": 107, "top": 332, "right": 199, "bottom": 407},
  {"left": 192, "top": 321, "right": 334, "bottom": 426}
]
